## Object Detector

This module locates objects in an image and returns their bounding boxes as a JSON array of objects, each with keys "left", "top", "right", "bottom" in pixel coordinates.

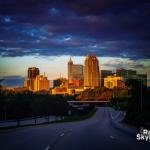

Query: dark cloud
[
  {"left": 62, "top": 0, "right": 147, "bottom": 15},
  {"left": 0, "top": 0, "right": 149, "bottom": 59}
]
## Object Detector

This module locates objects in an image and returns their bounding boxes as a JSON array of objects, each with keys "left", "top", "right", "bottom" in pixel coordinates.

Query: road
[{"left": 0, "top": 107, "right": 149, "bottom": 150}]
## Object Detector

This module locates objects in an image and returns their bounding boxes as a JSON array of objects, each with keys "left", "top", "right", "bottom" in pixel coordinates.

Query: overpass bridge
[
  {"left": 67, "top": 100, "right": 110, "bottom": 103},
  {"left": 67, "top": 100, "right": 110, "bottom": 107}
]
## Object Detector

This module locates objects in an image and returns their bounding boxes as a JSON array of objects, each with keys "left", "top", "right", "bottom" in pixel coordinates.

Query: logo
[{"left": 136, "top": 127, "right": 150, "bottom": 142}]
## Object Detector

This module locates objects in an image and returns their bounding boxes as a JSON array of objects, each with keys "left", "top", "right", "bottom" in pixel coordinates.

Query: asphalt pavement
[{"left": 0, "top": 107, "right": 149, "bottom": 150}]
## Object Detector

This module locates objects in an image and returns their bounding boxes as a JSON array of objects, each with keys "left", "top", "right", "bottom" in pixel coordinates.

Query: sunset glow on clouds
[{"left": 0, "top": 0, "right": 149, "bottom": 85}]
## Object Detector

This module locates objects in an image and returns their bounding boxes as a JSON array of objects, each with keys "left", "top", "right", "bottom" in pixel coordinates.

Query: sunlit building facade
[
  {"left": 84, "top": 55, "right": 100, "bottom": 88},
  {"left": 101, "top": 70, "right": 112, "bottom": 87},
  {"left": 68, "top": 58, "right": 83, "bottom": 86},
  {"left": 104, "top": 76, "right": 125, "bottom": 89},
  {"left": 52, "top": 87, "right": 68, "bottom": 95},
  {"left": 28, "top": 67, "right": 40, "bottom": 79},
  {"left": 51, "top": 87, "right": 84, "bottom": 95},
  {"left": 34, "top": 75, "right": 49, "bottom": 91},
  {"left": 24, "top": 79, "right": 30, "bottom": 89},
  {"left": 24, "top": 67, "right": 40, "bottom": 90}
]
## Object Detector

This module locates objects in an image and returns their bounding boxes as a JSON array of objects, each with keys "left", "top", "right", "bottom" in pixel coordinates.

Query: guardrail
[{"left": 0, "top": 115, "right": 62, "bottom": 128}]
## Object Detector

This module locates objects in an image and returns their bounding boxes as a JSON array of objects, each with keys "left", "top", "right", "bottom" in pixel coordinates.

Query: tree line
[
  {"left": 0, "top": 90, "right": 70, "bottom": 120},
  {"left": 124, "top": 79, "right": 150, "bottom": 127},
  {"left": 110, "top": 79, "right": 150, "bottom": 127}
]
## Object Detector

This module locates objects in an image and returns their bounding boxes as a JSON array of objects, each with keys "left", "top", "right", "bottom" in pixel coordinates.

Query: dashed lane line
[
  {"left": 60, "top": 133, "right": 65, "bottom": 137},
  {"left": 44, "top": 146, "right": 50, "bottom": 150},
  {"left": 110, "top": 135, "right": 115, "bottom": 139}
]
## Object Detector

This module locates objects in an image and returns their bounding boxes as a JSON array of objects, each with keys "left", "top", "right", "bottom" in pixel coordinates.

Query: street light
[
  {"left": 140, "top": 79, "right": 143, "bottom": 112},
  {"left": 140, "top": 78, "right": 150, "bottom": 112}
]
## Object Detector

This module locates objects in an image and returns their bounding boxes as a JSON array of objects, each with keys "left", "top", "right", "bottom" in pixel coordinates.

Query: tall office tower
[
  {"left": 68, "top": 58, "right": 83, "bottom": 85},
  {"left": 34, "top": 75, "right": 49, "bottom": 91},
  {"left": 84, "top": 55, "right": 100, "bottom": 88},
  {"left": 24, "top": 67, "right": 40, "bottom": 90},
  {"left": 28, "top": 67, "right": 40, "bottom": 79}
]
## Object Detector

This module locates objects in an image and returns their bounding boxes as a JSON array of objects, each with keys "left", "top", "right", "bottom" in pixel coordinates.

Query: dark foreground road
[{"left": 0, "top": 107, "right": 149, "bottom": 150}]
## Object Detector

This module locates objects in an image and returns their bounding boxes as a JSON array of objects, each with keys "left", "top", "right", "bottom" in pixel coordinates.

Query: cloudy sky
[{"left": 0, "top": 0, "right": 150, "bottom": 84}]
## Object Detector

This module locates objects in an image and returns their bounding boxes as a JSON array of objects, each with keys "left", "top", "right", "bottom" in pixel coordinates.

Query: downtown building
[
  {"left": 34, "top": 75, "right": 49, "bottom": 91},
  {"left": 28, "top": 67, "right": 40, "bottom": 79},
  {"left": 52, "top": 58, "right": 84, "bottom": 95},
  {"left": 104, "top": 76, "right": 125, "bottom": 89},
  {"left": 68, "top": 58, "right": 84, "bottom": 87},
  {"left": 101, "top": 70, "right": 113, "bottom": 87},
  {"left": 116, "top": 68, "right": 136, "bottom": 80},
  {"left": 24, "top": 67, "right": 49, "bottom": 91},
  {"left": 24, "top": 67, "right": 40, "bottom": 90},
  {"left": 84, "top": 55, "right": 100, "bottom": 88},
  {"left": 116, "top": 68, "right": 147, "bottom": 86}
]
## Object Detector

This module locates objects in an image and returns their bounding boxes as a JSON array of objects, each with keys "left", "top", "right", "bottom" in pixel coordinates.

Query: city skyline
[
  {"left": 1, "top": 56, "right": 150, "bottom": 86},
  {"left": 1, "top": 55, "right": 149, "bottom": 79},
  {"left": 1, "top": 55, "right": 149, "bottom": 87}
]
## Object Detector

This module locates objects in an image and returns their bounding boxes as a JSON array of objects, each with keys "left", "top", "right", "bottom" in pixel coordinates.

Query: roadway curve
[{"left": 0, "top": 107, "right": 149, "bottom": 150}]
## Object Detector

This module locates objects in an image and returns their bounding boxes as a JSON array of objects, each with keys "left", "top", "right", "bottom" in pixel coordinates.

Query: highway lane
[{"left": 0, "top": 107, "right": 149, "bottom": 150}]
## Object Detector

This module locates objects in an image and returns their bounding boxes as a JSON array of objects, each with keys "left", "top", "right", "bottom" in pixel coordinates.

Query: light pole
[
  {"left": 140, "top": 79, "right": 143, "bottom": 112},
  {"left": 140, "top": 78, "right": 149, "bottom": 112}
]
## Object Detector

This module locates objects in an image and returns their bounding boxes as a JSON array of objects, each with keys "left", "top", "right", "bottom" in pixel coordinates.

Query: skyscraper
[
  {"left": 24, "top": 67, "right": 40, "bottom": 90},
  {"left": 28, "top": 67, "right": 40, "bottom": 79},
  {"left": 84, "top": 55, "right": 100, "bottom": 88},
  {"left": 68, "top": 58, "right": 83, "bottom": 85}
]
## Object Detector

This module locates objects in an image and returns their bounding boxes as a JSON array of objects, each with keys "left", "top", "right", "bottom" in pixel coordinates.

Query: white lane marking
[
  {"left": 60, "top": 133, "right": 65, "bottom": 137},
  {"left": 111, "top": 113, "right": 114, "bottom": 119},
  {"left": 111, "top": 111, "right": 123, "bottom": 120},
  {"left": 110, "top": 135, "right": 115, "bottom": 139},
  {"left": 123, "top": 112, "right": 126, "bottom": 116},
  {"left": 44, "top": 146, "right": 50, "bottom": 150}
]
